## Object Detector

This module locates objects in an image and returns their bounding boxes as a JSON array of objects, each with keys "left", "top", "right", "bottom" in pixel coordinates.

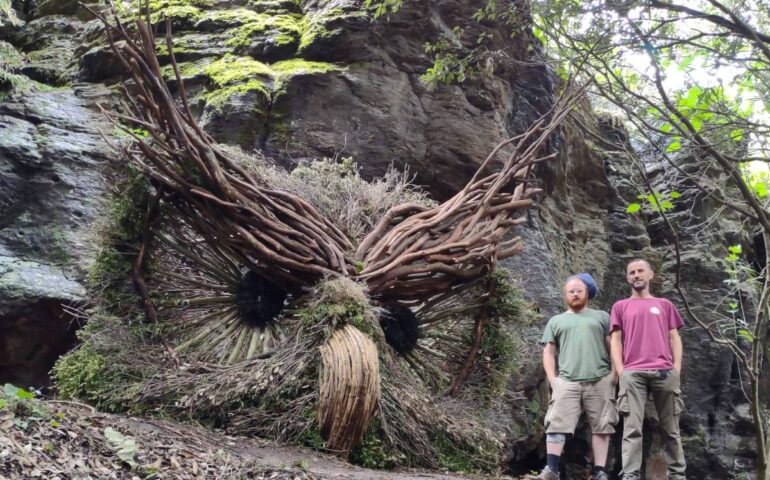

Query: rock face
[
  {"left": 0, "top": 0, "right": 762, "bottom": 478},
  {"left": 0, "top": 80, "right": 114, "bottom": 386}
]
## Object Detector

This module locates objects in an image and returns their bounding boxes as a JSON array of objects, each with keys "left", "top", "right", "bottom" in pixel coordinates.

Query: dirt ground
[{"left": 0, "top": 394, "right": 524, "bottom": 480}]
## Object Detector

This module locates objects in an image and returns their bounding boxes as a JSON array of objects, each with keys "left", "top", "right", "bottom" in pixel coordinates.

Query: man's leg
[
  {"left": 539, "top": 378, "right": 581, "bottom": 479},
  {"left": 650, "top": 370, "right": 687, "bottom": 479},
  {"left": 619, "top": 371, "right": 648, "bottom": 479},
  {"left": 583, "top": 373, "right": 616, "bottom": 478},
  {"left": 591, "top": 433, "right": 610, "bottom": 468}
]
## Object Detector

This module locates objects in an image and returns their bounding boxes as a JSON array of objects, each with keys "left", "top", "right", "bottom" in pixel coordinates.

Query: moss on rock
[
  {"left": 196, "top": 8, "right": 266, "bottom": 29},
  {"left": 0, "top": 40, "right": 49, "bottom": 100},
  {"left": 298, "top": 9, "right": 366, "bottom": 54},
  {"left": 224, "top": 13, "right": 304, "bottom": 48},
  {"left": 200, "top": 54, "right": 271, "bottom": 112},
  {"left": 203, "top": 54, "right": 273, "bottom": 85}
]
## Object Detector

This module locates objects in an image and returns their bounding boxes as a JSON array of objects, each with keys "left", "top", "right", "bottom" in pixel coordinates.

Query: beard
[
  {"left": 568, "top": 297, "right": 588, "bottom": 310},
  {"left": 631, "top": 280, "right": 647, "bottom": 291}
]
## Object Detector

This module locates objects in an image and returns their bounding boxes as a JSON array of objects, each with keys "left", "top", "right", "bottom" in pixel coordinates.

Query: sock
[
  {"left": 547, "top": 453, "right": 560, "bottom": 472},
  {"left": 592, "top": 465, "right": 606, "bottom": 475}
]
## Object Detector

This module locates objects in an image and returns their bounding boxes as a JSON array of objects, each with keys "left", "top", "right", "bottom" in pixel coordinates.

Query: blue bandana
[{"left": 574, "top": 273, "right": 599, "bottom": 299}]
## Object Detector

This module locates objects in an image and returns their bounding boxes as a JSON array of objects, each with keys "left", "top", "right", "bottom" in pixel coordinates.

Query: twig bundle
[
  {"left": 356, "top": 86, "right": 589, "bottom": 303},
  {"left": 93, "top": 5, "right": 586, "bottom": 304},
  {"left": 319, "top": 324, "right": 380, "bottom": 454},
  {"left": 98, "top": 16, "right": 354, "bottom": 291}
]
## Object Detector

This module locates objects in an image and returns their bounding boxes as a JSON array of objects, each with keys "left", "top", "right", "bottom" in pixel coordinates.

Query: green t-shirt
[{"left": 541, "top": 309, "right": 611, "bottom": 382}]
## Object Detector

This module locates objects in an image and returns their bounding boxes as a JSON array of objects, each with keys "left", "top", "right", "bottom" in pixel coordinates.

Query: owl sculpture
[{"left": 66, "top": 7, "right": 585, "bottom": 471}]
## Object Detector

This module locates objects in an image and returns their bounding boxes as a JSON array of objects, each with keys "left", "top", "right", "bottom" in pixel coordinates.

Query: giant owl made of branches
[{"left": 73, "top": 5, "right": 586, "bottom": 470}]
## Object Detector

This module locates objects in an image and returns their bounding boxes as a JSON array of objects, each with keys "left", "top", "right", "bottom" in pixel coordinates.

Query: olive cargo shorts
[
  {"left": 617, "top": 369, "right": 686, "bottom": 480},
  {"left": 544, "top": 372, "right": 618, "bottom": 435}
]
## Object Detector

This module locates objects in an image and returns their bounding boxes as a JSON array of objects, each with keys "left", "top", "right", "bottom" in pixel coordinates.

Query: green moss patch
[
  {"left": 224, "top": 13, "right": 304, "bottom": 50},
  {"left": 203, "top": 54, "right": 273, "bottom": 86},
  {"left": 198, "top": 54, "right": 341, "bottom": 112},
  {"left": 271, "top": 58, "right": 341, "bottom": 75},
  {"left": 151, "top": 5, "right": 203, "bottom": 24},
  {"left": 195, "top": 8, "right": 265, "bottom": 29},
  {"left": 160, "top": 57, "right": 213, "bottom": 82},
  {"left": 271, "top": 58, "right": 342, "bottom": 91},
  {"left": 246, "top": 0, "right": 301, "bottom": 14},
  {"left": 298, "top": 9, "right": 366, "bottom": 53},
  {"left": 199, "top": 55, "right": 272, "bottom": 111},
  {"left": 0, "top": 40, "right": 49, "bottom": 100},
  {"left": 350, "top": 416, "right": 406, "bottom": 469}
]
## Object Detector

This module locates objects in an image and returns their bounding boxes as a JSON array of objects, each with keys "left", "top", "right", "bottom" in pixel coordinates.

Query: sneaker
[
  {"left": 620, "top": 475, "right": 641, "bottom": 480},
  {"left": 536, "top": 466, "right": 560, "bottom": 480},
  {"left": 591, "top": 471, "right": 609, "bottom": 480}
]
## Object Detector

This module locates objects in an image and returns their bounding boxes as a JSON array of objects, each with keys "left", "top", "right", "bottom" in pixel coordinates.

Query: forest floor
[{"left": 0, "top": 392, "right": 532, "bottom": 480}]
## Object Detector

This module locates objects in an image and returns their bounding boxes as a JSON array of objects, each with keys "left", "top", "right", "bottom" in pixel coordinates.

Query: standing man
[
  {"left": 537, "top": 273, "right": 616, "bottom": 480},
  {"left": 610, "top": 259, "right": 686, "bottom": 480}
]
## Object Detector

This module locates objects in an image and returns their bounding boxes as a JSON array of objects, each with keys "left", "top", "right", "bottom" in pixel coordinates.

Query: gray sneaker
[
  {"left": 591, "top": 471, "right": 609, "bottom": 480},
  {"left": 536, "top": 466, "right": 560, "bottom": 480}
]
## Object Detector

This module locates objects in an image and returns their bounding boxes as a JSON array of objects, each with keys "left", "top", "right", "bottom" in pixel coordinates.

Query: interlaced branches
[
  {"left": 94, "top": 4, "right": 585, "bottom": 305},
  {"left": 96, "top": 14, "right": 354, "bottom": 291},
  {"left": 356, "top": 86, "right": 589, "bottom": 303}
]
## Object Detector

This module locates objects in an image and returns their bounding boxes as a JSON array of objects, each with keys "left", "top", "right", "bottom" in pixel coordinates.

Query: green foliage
[
  {"left": 421, "top": 31, "right": 473, "bottom": 87},
  {"left": 429, "top": 430, "right": 487, "bottom": 473},
  {"left": 490, "top": 269, "right": 539, "bottom": 324},
  {"left": 0, "top": 384, "right": 51, "bottom": 425},
  {"left": 104, "top": 427, "right": 139, "bottom": 469},
  {"left": 296, "top": 408, "right": 325, "bottom": 450},
  {"left": 626, "top": 191, "right": 681, "bottom": 215},
  {"left": 477, "top": 321, "right": 519, "bottom": 401},
  {"left": 743, "top": 165, "right": 769, "bottom": 199},
  {"left": 297, "top": 299, "right": 373, "bottom": 336},
  {"left": 52, "top": 332, "right": 128, "bottom": 411},
  {"left": 89, "top": 164, "right": 151, "bottom": 310},
  {"left": 367, "top": 0, "right": 525, "bottom": 87},
  {"left": 363, "top": 0, "right": 402, "bottom": 19},
  {"left": 350, "top": 416, "right": 407, "bottom": 469}
]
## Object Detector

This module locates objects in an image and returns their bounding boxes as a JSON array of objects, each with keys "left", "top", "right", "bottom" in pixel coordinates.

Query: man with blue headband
[{"left": 536, "top": 273, "right": 617, "bottom": 480}]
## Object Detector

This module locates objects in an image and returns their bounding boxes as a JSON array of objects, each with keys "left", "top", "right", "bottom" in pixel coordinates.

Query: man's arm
[
  {"left": 610, "top": 330, "right": 624, "bottom": 376},
  {"left": 606, "top": 335, "right": 618, "bottom": 383},
  {"left": 543, "top": 342, "right": 558, "bottom": 385},
  {"left": 669, "top": 328, "right": 683, "bottom": 373}
]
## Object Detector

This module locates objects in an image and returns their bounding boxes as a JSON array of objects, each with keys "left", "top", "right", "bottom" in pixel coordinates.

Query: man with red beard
[
  {"left": 537, "top": 274, "right": 616, "bottom": 480},
  {"left": 611, "top": 259, "right": 686, "bottom": 480}
]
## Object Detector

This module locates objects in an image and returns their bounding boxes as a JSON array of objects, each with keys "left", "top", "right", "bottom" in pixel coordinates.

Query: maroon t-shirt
[{"left": 610, "top": 297, "right": 684, "bottom": 371}]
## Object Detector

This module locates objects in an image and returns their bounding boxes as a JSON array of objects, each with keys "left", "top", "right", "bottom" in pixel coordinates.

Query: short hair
[{"left": 627, "top": 258, "right": 653, "bottom": 271}]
